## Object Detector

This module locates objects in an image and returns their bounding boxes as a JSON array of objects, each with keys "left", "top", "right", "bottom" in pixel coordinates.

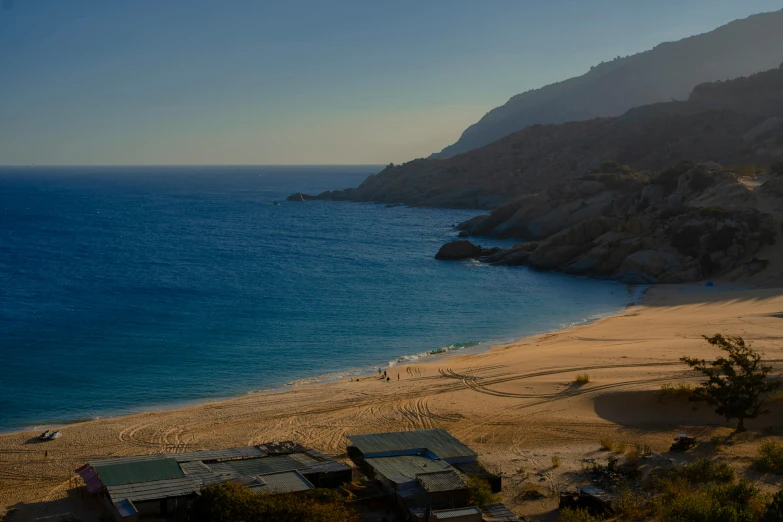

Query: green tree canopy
[
  {"left": 189, "top": 482, "right": 357, "bottom": 522},
  {"left": 681, "top": 334, "right": 781, "bottom": 431}
]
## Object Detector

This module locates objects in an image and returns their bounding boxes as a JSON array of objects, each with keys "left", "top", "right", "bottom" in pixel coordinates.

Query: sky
[{"left": 1, "top": 0, "right": 781, "bottom": 166}]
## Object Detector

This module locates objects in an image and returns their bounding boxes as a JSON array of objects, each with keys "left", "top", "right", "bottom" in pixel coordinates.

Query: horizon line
[{"left": 0, "top": 163, "right": 388, "bottom": 168}]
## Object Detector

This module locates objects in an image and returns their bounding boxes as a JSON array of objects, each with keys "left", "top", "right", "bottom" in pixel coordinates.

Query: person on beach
[
  {"left": 386, "top": 376, "right": 390, "bottom": 382},
  {"left": 397, "top": 373, "right": 399, "bottom": 380}
]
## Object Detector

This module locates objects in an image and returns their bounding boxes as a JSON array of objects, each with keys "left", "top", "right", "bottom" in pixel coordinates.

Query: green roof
[
  {"left": 347, "top": 428, "right": 477, "bottom": 460},
  {"left": 366, "top": 455, "right": 453, "bottom": 482},
  {"left": 94, "top": 457, "right": 184, "bottom": 486}
]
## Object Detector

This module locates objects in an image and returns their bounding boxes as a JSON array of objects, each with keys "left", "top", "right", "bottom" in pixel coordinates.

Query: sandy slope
[{"left": 2, "top": 285, "right": 783, "bottom": 521}]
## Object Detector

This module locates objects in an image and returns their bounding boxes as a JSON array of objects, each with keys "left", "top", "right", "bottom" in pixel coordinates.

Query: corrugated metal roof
[
  {"left": 219, "top": 454, "right": 304, "bottom": 476},
  {"left": 347, "top": 429, "right": 477, "bottom": 460},
  {"left": 113, "top": 499, "right": 138, "bottom": 518},
  {"left": 77, "top": 445, "right": 349, "bottom": 503},
  {"left": 397, "top": 485, "right": 426, "bottom": 499},
  {"left": 454, "top": 461, "right": 497, "bottom": 480},
  {"left": 416, "top": 470, "right": 467, "bottom": 493},
  {"left": 94, "top": 457, "right": 184, "bottom": 486},
  {"left": 179, "top": 460, "right": 214, "bottom": 476},
  {"left": 213, "top": 453, "right": 350, "bottom": 477},
  {"left": 431, "top": 507, "right": 481, "bottom": 519},
  {"left": 87, "top": 446, "right": 264, "bottom": 467},
  {"left": 367, "top": 455, "right": 454, "bottom": 482},
  {"left": 480, "top": 503, "right": 520, "bottom": 521},
  {"left": 251, "top": 471, "right": 314, "bottom": 494},
  {"left": 106, "top": 477, "right": 202, "bottom": 502},
  {"left": 75, "top": 464, "right": 104, "bottom": 493}
]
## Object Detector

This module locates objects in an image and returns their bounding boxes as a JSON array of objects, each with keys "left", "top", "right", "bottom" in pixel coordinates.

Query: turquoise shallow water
[{"left": 0, "top": 166, "right": 636, "bottom": 432}]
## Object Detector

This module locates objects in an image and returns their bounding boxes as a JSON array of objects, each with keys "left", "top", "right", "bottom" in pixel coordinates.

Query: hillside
[
  {"left": 432, "top": 9, "right": 783, "bottom": 158},
  {"left": 291, "top": 65, "right": 783, "bottom": 209},
  {"left": 444, "top": 160, "right": 783, "bottom": 286}
]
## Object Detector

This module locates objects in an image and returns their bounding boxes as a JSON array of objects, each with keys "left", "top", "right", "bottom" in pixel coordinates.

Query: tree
[
  {"left": 681, "top": 334, "right": 781, "bottom": 431},
  {"left": 189, "top": 482, "right": 357, "bottom": 522},
  {"left": 765, "top": 489, "right": 783, "bottom": 521}
]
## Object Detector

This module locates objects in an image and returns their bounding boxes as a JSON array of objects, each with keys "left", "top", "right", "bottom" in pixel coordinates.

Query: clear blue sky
[{"left": 1, "top": 0, "right": 780, "bottom": 165}]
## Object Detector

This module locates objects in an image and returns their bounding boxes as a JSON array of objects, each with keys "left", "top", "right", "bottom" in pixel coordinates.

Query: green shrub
[
  {"left": 756, "top": 440, "right": 783, "bottom": 474},
  {"left": 711, "top": 435, "right": 729, "bottom": 450},
  {"left": 658, "top": 383, "right": 696, "bottom": 400},
  {"left": 656, "top": 480, "right": 767, "bottom": 522},
  {"left": 189, "top": 482, "right": 357, "bottom": 522},
  {"left": 625, "top": 446, "right": 640, "bottom": 469},
  {"left": 766, "top": 390, "right": 783, "bottom": 404},
  {"left": 683, "top": 458, "right": 736, "bottom": 484},
  {"left": 466, "top": 476, "right": 499, "bottom": 507},
  {"left": 765, "top": 489, "right": 783, "bottom": 521},
  {"left": 574, "top": 373, "right": 590, "bottom": 385},
  {"left": 558, "top": 507, "right": 603, "bottom": 522}
]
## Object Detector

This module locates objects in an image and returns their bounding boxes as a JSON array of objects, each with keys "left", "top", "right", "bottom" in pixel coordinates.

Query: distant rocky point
[{"left": 289, "top": 66, "right": 783, "bottom": 210}]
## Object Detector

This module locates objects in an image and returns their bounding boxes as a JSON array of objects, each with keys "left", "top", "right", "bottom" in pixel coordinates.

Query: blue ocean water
[{"left": 0, "top": 166, "right": 636, "bottom": 432}]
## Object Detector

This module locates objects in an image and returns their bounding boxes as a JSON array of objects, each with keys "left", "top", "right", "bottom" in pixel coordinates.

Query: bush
[
  {"left": 189, "top": 482, "right": 357, "bottom": 522},
  {"left": 558, "top": 507, "right": 604, "bottom": 522},
  {"left": 765, "top": 489, "right": 783, "bottom": 521},
  {"left": 599, "top": 437, "right": 626, "bottom": 453},
  {"left": 625, "top": 447, "right": 640, "bottom": 469},
  {"left": 599, "top": 437, "right": 614, "bottom": 451},
  {"left": 466, "top": 476, "right": 499, "bottom": 507},
  {"left": 574, "top": 373, "right": 590, "bottom": 385},
  {"left": 655, "top": 480, "right": 767, "bottom": 522},
  {"left": 711, "top": 435, "right": 729, "bottom": 450},
  {"left": 658, "top": 383, "right": 696, "bottom": 400},
  {"left": 767, "top": 390, "right": 783, "bottom": 404},
  {"left": 756, "top": 440, "right": 783, "bottom": 474},
  {"left": 683, "top": 458, "right": 736, "bottom": 483},
  {"left": 552, "top": 455, "right": 562, "bottom": 468}
]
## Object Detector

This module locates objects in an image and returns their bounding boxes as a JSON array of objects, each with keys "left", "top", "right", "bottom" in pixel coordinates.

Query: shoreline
[
  {"left": 1, "top": 285, "right": 647, "bottom": 437},
  {"left": 4, "top": 282, "right": 782, "bottom": 520}
]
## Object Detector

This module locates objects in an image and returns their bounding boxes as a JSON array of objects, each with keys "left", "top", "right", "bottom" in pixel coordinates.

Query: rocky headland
[
  {"left": 290, "top": 65, "right": 783, "bottom": 286},
  {"left": 445, "top": 160, "right": 780, "bottom": 284}
]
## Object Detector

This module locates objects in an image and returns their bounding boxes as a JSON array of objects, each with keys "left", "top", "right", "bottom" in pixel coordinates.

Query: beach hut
[{"left": 75, "top": 443, "right": 352, "bottom": 521}]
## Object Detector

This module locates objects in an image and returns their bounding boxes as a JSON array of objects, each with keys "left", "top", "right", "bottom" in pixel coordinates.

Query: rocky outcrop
[
  {"left": 442, "top": 162, "right": 778, "bottom": 284},
  {"left": 434, "top": 241, "right": 501, "bottom": 261}
]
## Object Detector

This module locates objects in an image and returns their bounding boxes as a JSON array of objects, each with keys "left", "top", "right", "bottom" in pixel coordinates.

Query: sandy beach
[{"left": 2, "top": 284, "right": 783, "bottom": 521}]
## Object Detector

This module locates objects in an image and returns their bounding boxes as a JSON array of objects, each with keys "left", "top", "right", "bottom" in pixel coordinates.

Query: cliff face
[
  {"left": 432, "top": 9, "right": 783, "bottom": 158},
  {"left": 293, "top": 66, "right": 783, "bottom": 209},
  {"left": 448, "top": 161, "right": 780, "bottom": 285}
]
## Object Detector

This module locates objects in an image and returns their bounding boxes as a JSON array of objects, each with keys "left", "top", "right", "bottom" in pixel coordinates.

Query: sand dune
[{"left": 2, "top": 284, "right": 782, "bottom": 521}]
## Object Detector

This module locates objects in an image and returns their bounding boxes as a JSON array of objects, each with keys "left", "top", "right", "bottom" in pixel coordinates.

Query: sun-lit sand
[{"left": 2, "top": 284, "right": 783, "bottom": 520}]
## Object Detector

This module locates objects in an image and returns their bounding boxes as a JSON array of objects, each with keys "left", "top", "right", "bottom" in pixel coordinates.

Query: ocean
[{"left": 0, "top": 166, "right": 637, "bottom": 433}]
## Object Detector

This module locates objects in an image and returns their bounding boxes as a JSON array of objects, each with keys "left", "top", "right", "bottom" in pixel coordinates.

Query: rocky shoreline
[{"left": 436, "top": 161, "right": 778, "bottom": 284}]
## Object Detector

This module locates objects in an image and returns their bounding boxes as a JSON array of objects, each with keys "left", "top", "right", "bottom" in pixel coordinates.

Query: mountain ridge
[{"left": 431, "top": 9, "right": 783, "bottom": 159}]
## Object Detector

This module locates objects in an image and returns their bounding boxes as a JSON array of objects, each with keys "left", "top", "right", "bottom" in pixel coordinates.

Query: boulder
[
  {"left": 435, "top": 240, "right": 482, "bottom": 260},
  {"left": 287, "top": 192, "right": 316, "bottom": 201},
  {"left": 641, "top": 184, "right": 665, "bottom": 206},
  {"left": 620, "top": 249, "right": 684, "bottom": 278}
]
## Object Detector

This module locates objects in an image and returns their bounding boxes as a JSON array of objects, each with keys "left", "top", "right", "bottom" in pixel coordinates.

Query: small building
[
  {"left": 75, "top": 443, "right": 351, "bottom": 521},
  {"left": 347, "top": 428, "right": 502, "bottom": 513},
  {"left": 348, "top": 428, "right": 478, "bottom": 465},
  {"left": 431, "top": 506, "right": 483, "bottom": 521},
  {"left": 559, "top": 485, "right": 614, "bottom": 516},
  {"left": 410, "top": 503, "right": 521, "bottom": 522},
  {"left": 348, "top": 429, "right": 501, "bottom": 493},
  {"left": 480, "top": 503, "right": 521, "bottom": 521}
]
